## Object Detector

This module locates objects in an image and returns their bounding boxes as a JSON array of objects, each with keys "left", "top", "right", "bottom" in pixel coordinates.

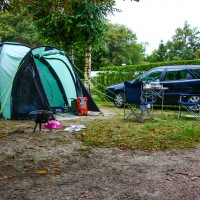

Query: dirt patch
[{"left": 0, "top": 106, "right": 199, "bottom": 200}]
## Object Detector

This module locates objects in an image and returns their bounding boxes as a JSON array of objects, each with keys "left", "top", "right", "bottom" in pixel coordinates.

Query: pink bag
[{"left": 44, "top": 120, "right": 62, "bottom": 129}]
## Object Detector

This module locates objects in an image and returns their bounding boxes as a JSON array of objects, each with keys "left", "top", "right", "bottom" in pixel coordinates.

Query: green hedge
[
  {"left": 100, "top": 59, "right": 200, "bottom": 71},
  {"left": 92, "top": 60, "right": 200, "bottom": 100}
]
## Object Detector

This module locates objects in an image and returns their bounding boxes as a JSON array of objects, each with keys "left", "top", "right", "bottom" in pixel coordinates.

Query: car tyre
[
  {"left": 187, "top": 95, "right": 200, "bottom": 112},
  {"left": 114, "top": 92, "right": 124, "bottom": 108}
]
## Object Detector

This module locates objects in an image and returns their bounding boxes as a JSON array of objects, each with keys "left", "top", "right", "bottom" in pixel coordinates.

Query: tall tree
[
  {"left": 146, "top": 22, "right": 200, "bottom": 62},
  {"left": 69, "top": 1, "right": 113, "bottom": 91},
  {"left": 168, "top": 21, "right": 200, "bottom": 60},
  {"left": 145, "top": 40, "right": 168, "bottom": 63},
  {"left": 92, "top": 23, "right": 145, "bottom": 68}
]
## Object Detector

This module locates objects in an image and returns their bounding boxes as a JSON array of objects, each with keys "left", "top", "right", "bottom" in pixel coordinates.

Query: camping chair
[
  {"left": 123, "top": 81, "right": 157, "bottom": 122},
  {"left": 178, "top": 94, "right": 200, "bottom": 120}
]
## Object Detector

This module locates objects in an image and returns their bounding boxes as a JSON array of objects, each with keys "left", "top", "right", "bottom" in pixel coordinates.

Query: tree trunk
[{"left": 84, "top": 44, "right": 92, "bottom": 92}]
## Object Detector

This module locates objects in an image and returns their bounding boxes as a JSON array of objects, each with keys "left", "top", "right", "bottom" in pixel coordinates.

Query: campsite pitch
[{"left": 0, "top": 106, "right": 199, "bottom": 200}]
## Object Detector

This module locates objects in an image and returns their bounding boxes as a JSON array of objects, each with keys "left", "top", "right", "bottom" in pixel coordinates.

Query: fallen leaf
[
  {"left": 36, "top": 170, "right": 48, "bottom": 175},
  {"left": 53, "top": 169, "right": 62, "bottom": 175},
  {"left": 158, "top": 178, "right": 170, "bottom": 184},
  {"left": 41, "top": 166, "right": 50, "bottom": 171},
  {"left": 158, "top": 179, "right": 167, "bottom": 184},
  {"left": 24, "top": 163, "right": 31, "bottom": 169},
  {"left": 39, "top": 144, "right": 47, "bottom": 147},
  {"left": 47, "top": 179, "right": 54, "bottom": 183},
  {"left": 191, "top": 177, "right": 199, "bottom": 181},
  {"left": 5, "top": 163, "right": 13, "bottom": 167},
  {"left": 0, "top": 176, "right": 12, "bottom": 181}
]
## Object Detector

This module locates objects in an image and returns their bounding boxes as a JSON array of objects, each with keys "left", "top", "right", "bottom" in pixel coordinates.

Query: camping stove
[{"left": 29, "top": 110, "right": 54, "bottom": 133}]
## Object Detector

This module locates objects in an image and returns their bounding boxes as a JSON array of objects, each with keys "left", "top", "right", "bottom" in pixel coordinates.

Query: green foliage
[
  {"left": 92, "top": 70, "right": 138, "bottom": 99},
  {"left": 92, "top": 23, "right": 145, "bottom": 69},
  {"left": 146, "top": 40, "right": 168, "bottom": 63},
  {"left": 170, "top": 21, "right": 200, "bottom": 59},
  {"left": 0, "top": 10, "right": 43, "bottom": 46},
  {"left": 101, "top": 59, "right": 200, "bottom": 71},
  {"left": 19, "top": 0, "right": 114, "bottom": 53}
]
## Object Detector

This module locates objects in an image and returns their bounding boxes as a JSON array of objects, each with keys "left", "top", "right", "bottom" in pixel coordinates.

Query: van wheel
[
  {"left": 187, "top": 95, "right": 200, "bottom": 112},
  {"left": 114, "top": 92, "right": 124, "bottom": 108}
]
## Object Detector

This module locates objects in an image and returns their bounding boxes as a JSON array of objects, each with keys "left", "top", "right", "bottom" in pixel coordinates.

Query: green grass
[
  {"left": 92, "top": 94, "right": 112, "bottom": 105},
  {"left": 74, "top": 108, "right": 200, "bottom": 151}
]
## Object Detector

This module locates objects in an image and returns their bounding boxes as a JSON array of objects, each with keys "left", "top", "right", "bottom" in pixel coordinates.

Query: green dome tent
[{"left": 0, "top": 42, "right": 100, "bottom": 119}]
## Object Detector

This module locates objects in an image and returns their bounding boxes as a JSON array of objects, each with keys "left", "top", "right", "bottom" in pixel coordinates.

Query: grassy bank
[{"left": 74, "top": 107, "right": 200, "bottom": 151}]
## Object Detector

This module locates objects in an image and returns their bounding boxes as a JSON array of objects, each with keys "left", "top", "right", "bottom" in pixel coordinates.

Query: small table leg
[
  {"left": 39, "top": 123, "right": 42, "bottom": 131},
  {"left": 33, "top": 123, "right": 37, "bottom": 133}
]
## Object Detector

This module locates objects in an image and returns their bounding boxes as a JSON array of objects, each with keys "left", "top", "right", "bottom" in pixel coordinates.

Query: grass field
[{"left": 74, "top": 99, "right": 200, "bottom": 151}]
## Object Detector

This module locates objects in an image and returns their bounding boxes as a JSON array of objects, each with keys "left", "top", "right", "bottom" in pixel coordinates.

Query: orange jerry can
[{"left": 77, "top": 97, "right": 88, "bottom": 116}]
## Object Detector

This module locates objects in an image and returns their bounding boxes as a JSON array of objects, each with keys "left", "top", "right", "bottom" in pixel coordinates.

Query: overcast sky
[{"left": 109, "top": 0, "right": 200, "bottom": 55}]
